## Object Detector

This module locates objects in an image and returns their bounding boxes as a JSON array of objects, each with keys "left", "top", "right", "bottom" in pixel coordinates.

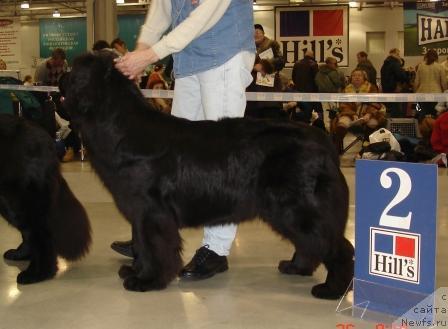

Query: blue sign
[{"left": 354, "top": 160, "right": 437, "bottom": 316}]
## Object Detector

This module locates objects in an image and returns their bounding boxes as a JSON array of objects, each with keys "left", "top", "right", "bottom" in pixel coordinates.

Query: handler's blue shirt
[{"left": 171, "top": 0, "right": 255, "bottom": 78}]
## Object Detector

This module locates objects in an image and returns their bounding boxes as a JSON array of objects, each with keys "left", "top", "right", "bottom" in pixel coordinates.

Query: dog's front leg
[{"left": 121, "top": 204, "right": 182, "bottom": 292}]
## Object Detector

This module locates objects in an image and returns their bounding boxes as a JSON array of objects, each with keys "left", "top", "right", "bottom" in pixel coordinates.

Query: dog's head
[{"left": 60, "top": 50, "right": 134, "bottom": 119}]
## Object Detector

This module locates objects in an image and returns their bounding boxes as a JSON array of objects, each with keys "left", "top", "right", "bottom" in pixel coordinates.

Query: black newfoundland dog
[
  {"left": 60, "top": 52, "right": 354, "bottom": 299},
  {"left": 0, "top": 114, "right": 91, "bottom": 284}
]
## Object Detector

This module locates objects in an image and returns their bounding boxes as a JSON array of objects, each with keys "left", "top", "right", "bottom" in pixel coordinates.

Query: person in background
[
  {"left": 254, "top": 24, "right": 284, "bottom": 72},
  {"left": 356, "top": 51, "right": 377, "bottom": 86},
  {"left": 315, "top": 56, "right": 345, "bottom": 93},
  {"left": 332, "top": 69, "right": 385, "bottom": 154},
  {"left": 380, "top": 48, "right": 409, "bottom": 117},
  {"left": 111, "top": 38, "right": 128, "bottom": 56},
  {"left": 147, "top": 78, "right": 171, "bottom": 114},
  {"left": 292, "top": 50, "right": 322, "bottom": 122},
  {"left": 34, "top": 48, "right": 68, "bottom": 86},
  {"left": 93, "top": 40, "right": 111, "bottom": 51},
  {"left": 414, "top": 49, "right": 447, "bottom": 119},
  {"left": 23, "top": 75, "right": 33, "bottom": 86},
  {"left": 146, "top": 63, "right": 168, "bottom": 89},
  {"left": 315, "top": 56, "right": 346, "bottom": 129},
  {"left": 114, "top": 0, "right": 256, "bottom": 281}
]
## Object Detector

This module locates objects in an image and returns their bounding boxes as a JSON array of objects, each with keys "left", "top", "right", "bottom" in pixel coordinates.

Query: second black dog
[{"left": 60, "top": 52, "right": 354, "bottom": 300}]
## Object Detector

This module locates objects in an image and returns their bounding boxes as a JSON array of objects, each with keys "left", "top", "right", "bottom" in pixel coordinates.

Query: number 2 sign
[{"left": 354, "top": 160, "right": 437, "bottom": 316}]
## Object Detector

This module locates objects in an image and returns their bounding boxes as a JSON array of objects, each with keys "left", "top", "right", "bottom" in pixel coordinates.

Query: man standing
[
  {"left": 34, "top": 48, "right": 68, "bottom": 86},
  {"left": 292, "top": 50, "right": 321, "bottom": 122},
  {"left": 356, "top": 51, "right": 377, "bottom": 86},
  {"left": 254, "top": 24, "right": 284, "bottom": 72},
  {"left": 380, "top": 48, "right": 409, "bottom": 117},
  {"left": 115, "top": 0, "right": 255, "bottom": 280}
]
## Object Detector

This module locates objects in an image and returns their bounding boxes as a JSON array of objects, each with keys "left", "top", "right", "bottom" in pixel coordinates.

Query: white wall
[{"left": 19, "top": 22, "right": 40, "bottom": 80}]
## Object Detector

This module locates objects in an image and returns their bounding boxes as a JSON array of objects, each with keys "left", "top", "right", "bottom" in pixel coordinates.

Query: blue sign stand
[{"left": 342, "top": 160, "right": 438, "bottom": 322}]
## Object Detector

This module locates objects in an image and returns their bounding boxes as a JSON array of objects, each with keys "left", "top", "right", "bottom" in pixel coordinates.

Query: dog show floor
[{"left": 0, "top": 162, "right": 447, "bottom": 329}]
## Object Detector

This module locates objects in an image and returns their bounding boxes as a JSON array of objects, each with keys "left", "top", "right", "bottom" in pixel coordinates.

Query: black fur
[
  {"left": 61, "top": 52, "right": 354, "bottom": 299},
  {"left": 0, "top": 114, "right": 91, "bottom": 284}
]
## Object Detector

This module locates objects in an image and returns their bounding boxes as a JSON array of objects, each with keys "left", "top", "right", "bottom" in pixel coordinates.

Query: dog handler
[{"left": 115, "top": 0, "right": 255, "bottom": 280}]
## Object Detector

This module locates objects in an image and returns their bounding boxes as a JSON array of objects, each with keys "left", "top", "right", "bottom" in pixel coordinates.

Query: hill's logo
[
  {"left": 369, "top": 228, "right": 420, "bottom": 284},
  {"left": 418, "top": 14, "right": 448, "bottom": 45}
]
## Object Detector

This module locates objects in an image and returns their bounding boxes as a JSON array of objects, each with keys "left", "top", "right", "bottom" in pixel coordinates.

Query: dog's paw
[
  {"left": 17, "top": 269, "right": 55, "bottom": 284},
  {"left": 4, "top": 248, "right": 31, "bottom": 261},
  {"left": 311, "top": 283, "right": 346, "bottom": 300},
  {"left": 278, "top": 260, "right": 314, "bottom": 276},
  {"left": 118, "top": 265, "right": 135, "bottom": 279},
  {"left": 123, "top": 275, "right": 167, "bottom": 292}
]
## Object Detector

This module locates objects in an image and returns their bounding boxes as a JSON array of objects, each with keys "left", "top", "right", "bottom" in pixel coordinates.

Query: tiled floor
[{"left": 0, "top": 162, "right": 446, "bottom": 329}]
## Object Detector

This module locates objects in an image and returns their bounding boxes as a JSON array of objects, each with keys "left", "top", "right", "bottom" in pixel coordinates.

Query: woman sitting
[
  {"left": 147, "top": 78, "right": 171, "bottom": 114},
  {"left": 332, "top": 69, "right": 386, "bottom": 153}
]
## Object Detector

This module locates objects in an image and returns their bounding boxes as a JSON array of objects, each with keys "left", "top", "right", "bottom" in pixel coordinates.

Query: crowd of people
[{"left": 1, "top": 25, "right": 448, "bottom": 162}]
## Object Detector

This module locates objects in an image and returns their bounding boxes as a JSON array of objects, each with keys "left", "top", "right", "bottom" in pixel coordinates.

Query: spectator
[
  {"left": 254, "top": 24, "right": 284, "bottom": 72},
  {"left": 93, "top": 40, "right": 111, "bottom": 51},
  {"left": 315, "top": 56, "right": 345, "bottom": 129},
  {"left": 246, "top": 58, "right": 283, "bottom": 119},
  {"left": 23, "top": 75, "right": 33, "bottom": 86},
  {"left": 441, "top": 56, "right": 448, "bottom": 82},
  {"left": 315, "top": 57, "right": 345, "bottom": 93},
  {"left": 292, "top": 50, "right": 321, "bottom": 122},
  {"left": 111, "top": 38, "right": 128, "bottom": 56},
  {"left": 34, "top": 48, "right": 68, "bottom": 86},
  {"left": 147, "top": 78, "right": 171, "bottom": 114},
  {"left": 146, "top": 63, "right": 168, "bottom": 89},
  {"left": 332, "top": 69, "right": 386, "bottom": 153},
  {"left": 415, "top": 49, "right": 447, "bottom": 119},
  {"left": 431, "top": 110, "right": 448, "bottom": 154},
  {"left": 380, "top": 48, "right": 409, "bottom": 117},
  {"left": 356, "top": 51, "right": 377, "bottom": 86}
]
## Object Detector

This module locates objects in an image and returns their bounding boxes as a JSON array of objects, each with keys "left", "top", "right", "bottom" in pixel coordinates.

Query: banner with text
[
  {"left": 275, "top": 5, "right": 349, "bottom": 68},
  {"left": 39, "top": 18, "right": 87, "bottom": 64},
  {"left": 404, "top": 1, "right": 448, "bottom": 56},
  {"left": 0, "top": 18, "right": 21, "bottom": 70}
]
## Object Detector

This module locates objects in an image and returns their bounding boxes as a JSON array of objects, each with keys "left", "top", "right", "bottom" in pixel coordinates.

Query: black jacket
[
  {"left": 292, "top": 56, "right": 318, "bottom": 92},
  {"left": 380, "top": 56, "right": 409, "bottom": 93}
]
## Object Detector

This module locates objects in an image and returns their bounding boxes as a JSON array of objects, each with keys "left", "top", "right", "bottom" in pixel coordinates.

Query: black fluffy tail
[{"left": 49, "top": 175, "right": 92, "bottom": 260}]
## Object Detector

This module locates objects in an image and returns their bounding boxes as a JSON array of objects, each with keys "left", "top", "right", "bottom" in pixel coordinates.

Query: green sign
[
  {"left": 117, "top": 15, "right": 145, "bottom": 51},
  {"left": 404, "top": 2, "right": 448, "bottom": 56},
  {"left": 39, "top": 18, "right": 87, "bottom": 64}
]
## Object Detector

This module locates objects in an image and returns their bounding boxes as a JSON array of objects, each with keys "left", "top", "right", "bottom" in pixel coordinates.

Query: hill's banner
[
  {"left": 404, "top": 1, "right": 448, "bottom": 56},
  {"left": 275, "top": 6, "right": 349, "bottom": 68}
]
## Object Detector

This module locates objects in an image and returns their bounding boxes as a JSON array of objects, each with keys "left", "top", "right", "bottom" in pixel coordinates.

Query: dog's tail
[{"left": 48, "top": 175, "right": 92, "bottom": 261}]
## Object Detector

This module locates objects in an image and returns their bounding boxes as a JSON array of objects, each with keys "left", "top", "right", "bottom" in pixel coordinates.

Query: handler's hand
[{"left": 115, "top": 48, "right": 160, "bottom": 80}]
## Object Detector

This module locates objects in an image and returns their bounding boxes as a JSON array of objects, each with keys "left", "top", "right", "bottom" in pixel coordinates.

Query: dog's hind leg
[
  {"left": 278, "top": 250, "right": 320, "bottom": 276},
  {"left": 17, "top": 224, "right": 58, "bottom": 284},
  {"left": 311, "top": 237, "right": 354, "bottom": 300},
  {"left": 121, "top": 203, "right": 182, "bottom": 292}
]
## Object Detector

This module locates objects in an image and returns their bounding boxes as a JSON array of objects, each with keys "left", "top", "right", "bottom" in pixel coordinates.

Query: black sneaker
[
  {"left": 179, "top": 245, "right": 228, "bottom": 280},
  {"left": 111, "top": 240, "right": 133, "bottom": 258}
]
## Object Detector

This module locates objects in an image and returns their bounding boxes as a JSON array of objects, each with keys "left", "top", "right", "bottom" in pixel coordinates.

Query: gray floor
[{"left": 0, "top": 163, "right": 446, "bottom": 329}]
